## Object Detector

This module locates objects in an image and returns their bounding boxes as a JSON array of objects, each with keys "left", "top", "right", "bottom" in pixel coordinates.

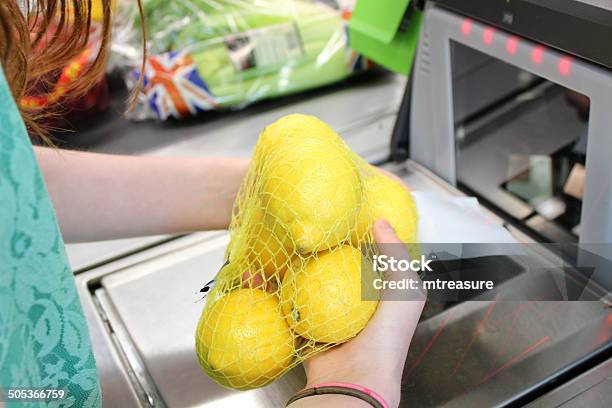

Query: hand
[{"left": 291, "top": 219, "right": 426, "bottom": 407}]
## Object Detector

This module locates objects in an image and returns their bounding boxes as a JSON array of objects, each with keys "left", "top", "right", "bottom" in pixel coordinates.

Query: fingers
[
  {"left": 373, "top": 219, "right": 426, "bottom": 302},
  {"left": 373, "top": 218, "right": 402, "bottom": 244},
  {"left": 373, "top": 219, "right": 410, "bottom": 262},
  {"left": 241, "top": 270, "right": 265, "bottom": 289}
]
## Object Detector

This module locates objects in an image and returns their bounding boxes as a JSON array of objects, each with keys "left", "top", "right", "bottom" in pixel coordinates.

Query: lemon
[
  {"left": 352, "top": 169, "right": 419, "bottom": 256},
  {"left": 256, "top": 114, "right": 362, "bottom": 253},
  {"left": 280, "top": 245, "right": 378, "bottom": 343},
  {"left": 246, "top": 206, "right": 294, "bottom": 281},
  {"left": 228, "top": 204, "right": 294, "bottom": 282},
  {"left": 195, "top": 289, "right": 294, "bottom": 390},
  {"left": 253, "top": 113, "right": 338, "bottom": 160}
]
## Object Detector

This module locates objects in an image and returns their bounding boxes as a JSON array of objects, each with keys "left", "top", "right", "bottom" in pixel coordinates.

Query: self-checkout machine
[{"left": 351, "top": 0, "right": 612, "bottom": 406}]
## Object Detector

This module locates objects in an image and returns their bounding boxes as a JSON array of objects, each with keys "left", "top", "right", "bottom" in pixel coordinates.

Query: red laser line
[
  {"left": 476, "top": 335, "right": 551, "bottom": 387},
  {"left": 403, "top": 309, "right": 456, "bottom": 381},
  {"left": 594, "top": 312, "right": 612, "bottom": 345},
  {"left": 491, "top": 300, "right": 536, "bottom": 367},
  {"left": 452, "top": 300, "right": 498, "bottom": 376}
]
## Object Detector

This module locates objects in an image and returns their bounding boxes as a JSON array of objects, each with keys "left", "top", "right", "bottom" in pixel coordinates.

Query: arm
[{"left": 35, "top": 147, "right": 249, "bottom": 243}]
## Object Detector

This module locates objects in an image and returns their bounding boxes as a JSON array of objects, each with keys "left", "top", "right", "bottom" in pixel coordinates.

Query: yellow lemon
[
  {"left": 195, "top": 289, "right": 294, "bottom": 390},
  {"left": 352, "top": 169, "right": 419, "bottom": 256},
  {"left": 253, "top": 113, "right": 338, "bottom": 160},
  {"left": 256, "top": 114, "right": 362, "bottom": 253},
  {"left": 246, "top": 206, "right": 294, "bottom": 281},
  {"left": 280, "top": 246, "right": 378, "bottom": 343},
  {"left": 228, "top": 204, "right": 294, "bottom": 282}
]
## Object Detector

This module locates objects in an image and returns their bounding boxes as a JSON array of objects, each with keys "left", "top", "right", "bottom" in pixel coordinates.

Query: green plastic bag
[{"left": 121, "top": 0, "right": 371, "bottom": 120}]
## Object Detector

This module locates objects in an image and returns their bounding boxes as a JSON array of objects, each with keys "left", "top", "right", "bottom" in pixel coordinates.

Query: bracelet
[{"left": 286, "top": 382, "right": 389, "bottom": 408}]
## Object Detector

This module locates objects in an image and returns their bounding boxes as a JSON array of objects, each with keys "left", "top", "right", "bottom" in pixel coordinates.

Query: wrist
[
  {"left": 287, "top": 393, "right": 374, "bottom": 408},
  {"left": 304, "top": 373, "right": 401, "bottom": 408}
]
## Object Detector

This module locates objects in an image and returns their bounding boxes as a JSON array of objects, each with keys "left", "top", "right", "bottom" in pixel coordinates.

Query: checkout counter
[{"left": 67, "top": 1, "right": 611, "bottom": 407}]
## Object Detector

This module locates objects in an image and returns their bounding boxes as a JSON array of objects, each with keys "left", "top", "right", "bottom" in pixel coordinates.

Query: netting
[{"left": 195, "top": 114, "right": 419, "bottom": 390}]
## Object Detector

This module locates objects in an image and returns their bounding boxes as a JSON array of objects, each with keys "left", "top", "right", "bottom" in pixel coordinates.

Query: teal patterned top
[{"left": 0, "top": 67, "right": 101, "bottom": 407}]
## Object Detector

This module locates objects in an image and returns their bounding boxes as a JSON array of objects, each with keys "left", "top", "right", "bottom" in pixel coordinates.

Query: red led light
[
  {"left": 531, "top": 46, "right": 544, "bottom": 64},
  {"left": 506, "top": 36, "right": 519, "bottom": 55},
  {"left": 558, "top": 57, "right": 572, "bottom": 76},
  {"left": 461, "top": 19, "right": 473, "bottom": 36},
  {"left": 483, "top": 27, "right": 495, "bottom": 45}
]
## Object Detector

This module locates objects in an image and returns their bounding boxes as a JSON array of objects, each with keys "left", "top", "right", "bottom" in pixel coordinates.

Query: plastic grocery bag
[
  {"left": 118, "top": 0, "right": 372, "bottom": 120},
  {"left": 194, "top": 114, "right": 419, "bottom": 390}
]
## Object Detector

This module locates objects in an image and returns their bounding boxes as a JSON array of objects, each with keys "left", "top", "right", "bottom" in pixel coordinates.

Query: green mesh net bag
[{"left": 195, "top": 114, "right": 419, "bottom": 390}]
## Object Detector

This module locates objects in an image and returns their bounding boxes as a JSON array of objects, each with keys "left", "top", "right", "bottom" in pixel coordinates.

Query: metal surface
[
  {"left": 145, "top": 86, "right": 402, "bottom": 162},
  {"left": 525, "top": 359, "right": 612, "bottom": 408},
  {"left": 410, "top": 5, "right": 612, "bottom": 242},
  {"left": 66, "top": 236, "right": 171, "bottom": 272},
  {"left": 74, "top": 233, "right": 227, "bottom": 408},
  {"left": 92, "top": 74, "right": 406, "bottom": 157},
  {"left": 65, "top": 75, "right": 405, "bottom": 273},
  {"left": 578, "top": 0, "right": 612, "bottom": 8},
  {"left": 404, "top": 301, "right": 609, "bottom": 407}
]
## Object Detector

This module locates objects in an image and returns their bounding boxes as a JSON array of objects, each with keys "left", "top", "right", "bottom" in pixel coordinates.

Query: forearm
[{"left": 36, "top": 147, "right": 249, "bottom": 243}]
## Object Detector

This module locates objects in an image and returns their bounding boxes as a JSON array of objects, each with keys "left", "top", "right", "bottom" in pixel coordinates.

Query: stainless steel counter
[
  {"left": 525, "top": 359, "right": 611, "bottom": 408},
  {"left": 66, "top": 74, "right": 406, "bottom": 272}
]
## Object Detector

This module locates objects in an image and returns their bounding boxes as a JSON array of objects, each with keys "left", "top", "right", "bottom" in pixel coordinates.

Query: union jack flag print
[{"left": 140, "top": 50, "right": 218, "bottom": 120}]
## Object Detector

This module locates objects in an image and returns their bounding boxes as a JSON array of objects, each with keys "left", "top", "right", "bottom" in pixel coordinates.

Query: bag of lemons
[{"left": 195, "top": 114, "right": 419, "bottom": 390}]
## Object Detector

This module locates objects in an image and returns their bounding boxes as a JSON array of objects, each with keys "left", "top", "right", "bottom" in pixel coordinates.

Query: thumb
[
  {"left": 350, "top": 218, "right": 425, "bottom": 367},
  {"left": 373, "top": 218, "right": 403, "bottom": 244},
  {"left": 373, "top": 218, "right": 409, "bottom": 262},
  {"left": 373, "top": 219, "right": 426, "bottom": 302}
]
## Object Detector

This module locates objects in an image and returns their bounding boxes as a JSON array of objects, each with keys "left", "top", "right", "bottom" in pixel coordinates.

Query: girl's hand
[{"left": 291, "top": 219, "right": 426, "bottom": 407}]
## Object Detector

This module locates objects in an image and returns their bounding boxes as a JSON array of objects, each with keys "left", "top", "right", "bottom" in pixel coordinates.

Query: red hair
[{"left": 0, "top": 1, "right": 145, "bottom": 140}]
